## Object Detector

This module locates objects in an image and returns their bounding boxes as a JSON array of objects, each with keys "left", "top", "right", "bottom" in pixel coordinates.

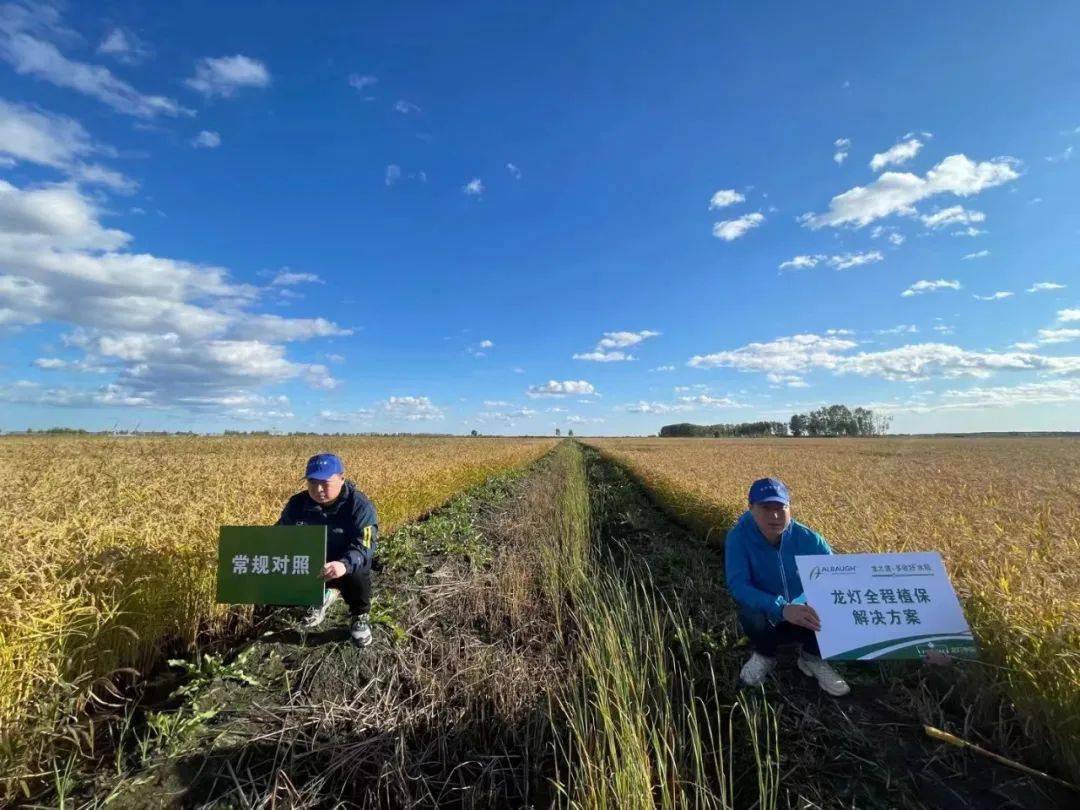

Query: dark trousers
[
  {"left": 739, "top": 609, "right": 820, "bottom": 657},
  {"left": 328, "top": 568, "right": 372, "bottom": 615}
]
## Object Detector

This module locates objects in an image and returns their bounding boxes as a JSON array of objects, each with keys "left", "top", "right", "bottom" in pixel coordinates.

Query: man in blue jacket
[
  {"left": 278, "top": 453, "right": 378, "bottom": 647},
  {"left": 725, "top": 477, "right": 849, "bottom": 695}
]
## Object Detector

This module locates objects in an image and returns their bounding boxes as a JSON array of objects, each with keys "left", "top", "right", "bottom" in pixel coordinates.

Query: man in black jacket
[{"left": 277, "top": 452, "right": 378, "bottom": 647}]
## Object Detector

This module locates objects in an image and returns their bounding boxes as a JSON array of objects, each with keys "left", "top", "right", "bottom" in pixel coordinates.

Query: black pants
[
  {"left": 739, "top": 609, "right": 820, "bottom": 657},
  {"left": 328, "top": 567, "right": 372, "bottom": 615}
]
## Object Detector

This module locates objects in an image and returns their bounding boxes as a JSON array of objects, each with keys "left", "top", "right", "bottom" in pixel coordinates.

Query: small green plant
[
  {"left": 167, "top": 649, "right": 259, "bottom": 700},
  {"left": 141, "top": 703, "right": 219, "bottom": 760}
]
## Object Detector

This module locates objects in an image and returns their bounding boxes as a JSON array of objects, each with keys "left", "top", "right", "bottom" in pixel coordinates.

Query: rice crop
[
  {"left": 585, "top": 436, "right": 1080, "bottom": 781},
  {"left": 0, "top": 434, "right": 555, "bottom": 792}
]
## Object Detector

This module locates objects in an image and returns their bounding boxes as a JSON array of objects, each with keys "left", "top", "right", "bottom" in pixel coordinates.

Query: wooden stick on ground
[{"left": 923, "top": 725, "right": 1078, "bottom": 793}]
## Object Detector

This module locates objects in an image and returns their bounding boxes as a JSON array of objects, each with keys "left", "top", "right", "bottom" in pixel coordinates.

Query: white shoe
[
  {"left": 739, "top": 652, "right": 777, "bottom": 687},
  {"left": 301, "top": 588, "right": 339, "bottom": 628},
  {"left": 350, "top": 613, "right": 373, "bottom": 648},
  {"left": 797, "top": 652, "right": 850, "bottom": 696}
]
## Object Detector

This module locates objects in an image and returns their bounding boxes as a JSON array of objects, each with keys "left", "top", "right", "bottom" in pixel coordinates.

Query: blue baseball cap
[
  {"left": 748, "top": 477, "right": 790, "bottom": 506},
  {"left": 305, "top": 453, "right": 344, "bottom": 480}
]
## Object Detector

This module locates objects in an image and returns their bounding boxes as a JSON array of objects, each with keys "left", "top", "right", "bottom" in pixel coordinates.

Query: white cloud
[
  {"left": 463, "top": 178, "right": 484, "bottom": 196},
  {"left": 319, "top": 407, "right": 373, "bottom": 424},
  {"left": 0, "top": 179, "right": 129, "bottom": 250},
  {"left": 381, "top": 395, "right": 444, "bottom": 421},
  {"left": 348, "top": 73, "right": 377, "bottom": 91},
  {"left": 689, "top": 332, "right": 1080, "bottom": 381},
  {"left": 712, "top": 212, "right": 764, "bottom": 241},
  {"left": 0, "top": 11, "right": 190, "bottom": 118},
  {"left": 270, "top": 270, "right": 322, "bottom": 286},
  {"left": 802, "top": 154, "right": 1019, "bottom": 229},
  {"left": 624, "top": 400, "right": 679, "bottom": 414},
  {"left": 778, "top": 251, "right": 882, "bottom": 271},
  {"left": 962, "top": 249, "right": 989, "bottom": 260},
  {"left": 572, "top": 351, "right": 631, "bottom": 362},
  {"left": 651, "top": 364, "right": 675, "bottom": 372},
  {"left": 479, "top": 339, "right": 494, "bottom": 349},
  {"left": 778, "top": 254, "right": 824, "bottom": 271},
  {"left": 623, "top": 392, "right": 744, "bottom": 413},
  {"left": 833, "top": 137, "right": 850, "bottom": 165},
  {"left": 766, "top": 373, "right": 809, "bottom": 387},
  {"left": 1036, "top": 328, "right": 1080, "bottom": 345},
  {"left": 566, "top": 415, "right": 604, "bottom": 424},
  {"left": 876, "top": 324, "right": 919, "bottom": 335},
  {"left": 506, "top": 163, "right": 522, "bottom": 179},
  {"left": 708, "top": 189, "right": 745, "bottom": 209},
  {"left": 186, "top": 55, "right": 270, "bottom": 98},
  {"left": 33, "top": 356, "right": 106, "bottom": 373},
  {"left": 483, "top": 400, "right": 512, "bottom": 407},
  {"left": 829, "top": 250, "right": 883, "bottom": 270},
  {"left": 0, "top": 98, "right": 137, "bottom": 192},
  {"left": 574, "top": 329, "right": 660, "bottom": 362},
  {"left": 190, "top": 129, "right": 221, "bottom": 149},
  {"left": 0, "top": 98, "right": 94, "bottom": 166},
  {"left": 689, "top": 333, "right": 857, "bottom": 374},
  {"left": 385, "top": 164, "right": 401, "bottom": 186},
  {"left": 478, "top": 406, "right": 537, "bottom": 423},
  {"left": 869, "top": 136, "right": 924, "bottom": 171},
  {"left": 920, "top": 205, "right": 985, "bottom": 229},
  {"left": 973, "top": 291, "right": 1013, "bottom": 301},
  {"left": 1026, "top": 282, "right": 1065, "bottom": 293},
  {"left": 527, "top": 380, "right": 597, "bottom": 398},
  {"left": 235, "top": 315, "right": 349, "bottom": 342},
  {"left": 892, "top": 379, "right": 1080, "bottom": 412},
  {"left": 394, "top": 99, "right": 421, "bottom": 114},
  {"left": 0, "top": 176, "right": 346, "bottom": 410},
  {"left": 1059, "top": 308, "right": 1080, "bottom": 323},
  {"left": 901, "top": 279, "right": 961, "bottom": 297},
  {"left": 97, "top": 28, "right": 150, "bottom": 64}
]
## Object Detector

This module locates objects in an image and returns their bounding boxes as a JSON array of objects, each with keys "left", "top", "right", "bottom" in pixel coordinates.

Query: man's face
[
  {"left": 307, "top": 473, "right": 344, "bottom": 505},
  {"left": 750, "top": 500, "right": 791, "bottom": 541}
]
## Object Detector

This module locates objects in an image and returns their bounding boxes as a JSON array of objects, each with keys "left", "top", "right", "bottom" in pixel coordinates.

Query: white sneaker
[
  {"left": 797, "top": 652, "right": 851, "bottom": 696},
  {"left": 301, "top": 588, "right": 339, "bottom": 628},
  {"left": 739, "top": 652, "right": 777, "bottom": 686},
  {"left": 350, "top": 613, "right": 372, "bottom": 648}
]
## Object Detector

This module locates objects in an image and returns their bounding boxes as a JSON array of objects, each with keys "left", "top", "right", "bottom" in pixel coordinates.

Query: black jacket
[{"left": 277, "top": 480, "right": 378, "bottom": 574}]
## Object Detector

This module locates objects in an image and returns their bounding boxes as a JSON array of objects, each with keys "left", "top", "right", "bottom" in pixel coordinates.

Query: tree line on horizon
[{"left": 659, "top": 404, "right": 892, "bottom": 438}]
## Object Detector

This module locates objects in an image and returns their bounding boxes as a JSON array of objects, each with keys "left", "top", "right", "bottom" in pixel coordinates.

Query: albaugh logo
[{"left": 808, "top": 563, "right": 857, "bottom": 581}]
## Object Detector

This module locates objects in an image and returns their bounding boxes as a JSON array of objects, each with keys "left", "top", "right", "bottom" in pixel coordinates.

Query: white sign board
[{"left": 795, "top": 552, "right": 976, "bottom": 661}]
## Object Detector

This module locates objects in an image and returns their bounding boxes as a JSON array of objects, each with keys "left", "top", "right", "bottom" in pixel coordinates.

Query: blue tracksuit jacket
[{"left": 724, "top": 510, "right": 832, "bottom": 622}]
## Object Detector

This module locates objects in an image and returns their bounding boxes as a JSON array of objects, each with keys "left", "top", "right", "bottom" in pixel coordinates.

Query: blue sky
[{"left": 1, "top": 1, "right": 1078, "bottom": 435}]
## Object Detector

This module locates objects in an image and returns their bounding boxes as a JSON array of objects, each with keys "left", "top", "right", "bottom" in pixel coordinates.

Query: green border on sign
[
  {"left": 828, "top": 631, "right": 977, "bottom": 661},
  {"left": 216, "top": 525, "right": 326, "bottom": 606}
]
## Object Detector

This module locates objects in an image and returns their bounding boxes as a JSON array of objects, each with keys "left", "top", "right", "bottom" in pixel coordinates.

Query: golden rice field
[
  {"left": 586, "top": 436, "right": 1080, "bottom": 780},
  {"left": 0, "top": 434, "right": 555, "bottom": 784}
]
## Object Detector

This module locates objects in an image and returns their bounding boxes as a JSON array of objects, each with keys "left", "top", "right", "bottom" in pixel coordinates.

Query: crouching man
[
  {"left": 725, "top": 477, "right": 849, "bottom": 696},
  {"left": 278, "top": 453, "right": 377, "bottom": 647}
]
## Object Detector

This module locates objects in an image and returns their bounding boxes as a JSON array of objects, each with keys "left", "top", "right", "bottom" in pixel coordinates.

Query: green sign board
[{"left": 216, "top": 525, "right": 326, "bottom": 606}]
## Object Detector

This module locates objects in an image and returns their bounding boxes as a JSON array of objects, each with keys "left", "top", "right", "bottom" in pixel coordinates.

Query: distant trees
[
  {"left": 661, "top": 405, "right": 890, "bottom": 439},
  {"left": 555, "top": 427, "right": 561, "bottom": 437},
  {"left": 660, "top": 421, "right": 789, "bottom": 438},
  {"left": 788, "top": 404, "right": 891, "bottom": 437}
]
